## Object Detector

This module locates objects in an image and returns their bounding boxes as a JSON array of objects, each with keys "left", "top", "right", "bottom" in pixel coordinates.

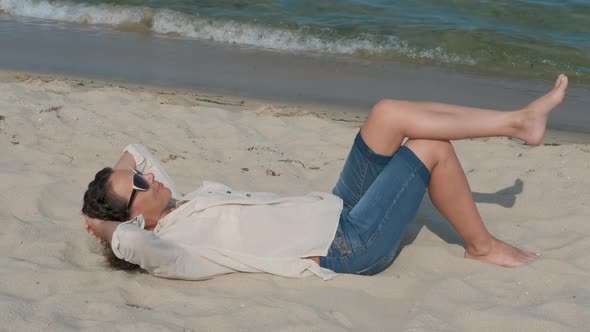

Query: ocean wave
[
  {"left": 0, "top": 0, "right": 150, "bottom": 26},
  {"left": 0, "top": 0, "right": 476, "bottom": 65}
]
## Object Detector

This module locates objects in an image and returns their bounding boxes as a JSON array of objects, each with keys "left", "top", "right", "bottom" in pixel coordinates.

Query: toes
[
  {"left": 518, "top": 249, "right": 538, "bottom": 259},
  {"left": 520, "top": 251, "right": 539, "bottom": 264},
  {"left": 511, "top": 247, "right": 540, "bottom": 265},
  {"left": 554, "top": 74, "right": 567, "bottom": 89},
  {"left": 556, "top": 74, "right": 568, "bottom": 90}
]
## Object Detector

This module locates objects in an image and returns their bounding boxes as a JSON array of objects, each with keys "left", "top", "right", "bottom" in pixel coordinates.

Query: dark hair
[{"left": 82, "top": 167, "right": 142, "bottom": 272}]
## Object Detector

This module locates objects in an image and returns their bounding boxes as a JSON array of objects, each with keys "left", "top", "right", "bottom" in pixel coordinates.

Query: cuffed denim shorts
[{"left": 320, "top": 131, "right": 431, "bottom": 275}]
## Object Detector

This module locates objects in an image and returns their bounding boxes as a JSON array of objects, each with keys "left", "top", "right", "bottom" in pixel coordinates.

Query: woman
[{"left": 82, "top": 75, "right": 568, "bottom": 280}]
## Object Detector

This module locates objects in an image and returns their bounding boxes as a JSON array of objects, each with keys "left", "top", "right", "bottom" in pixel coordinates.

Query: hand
[{"left": 81, "top": 211, "right": 107, "bottom": 244}]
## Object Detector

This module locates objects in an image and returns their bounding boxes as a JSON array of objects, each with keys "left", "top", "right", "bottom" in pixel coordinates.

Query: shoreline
[{"left": 1, "top": 14, "right": 590, "bottom": 136}]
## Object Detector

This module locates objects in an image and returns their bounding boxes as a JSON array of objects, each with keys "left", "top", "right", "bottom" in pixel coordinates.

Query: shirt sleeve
[
  {"left": 123, "top": 144, "right": 182, "bottom": 199},
  {"left": 110, "top": 215, "right": 184, "bottom": 277},
  {"left": 110, "top": 215, "right": 234, "bottom": 280}
]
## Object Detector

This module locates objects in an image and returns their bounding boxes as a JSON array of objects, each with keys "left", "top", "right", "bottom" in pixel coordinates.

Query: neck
[{"left": 144, "top": 198, "right": 178, "bottom": 230}]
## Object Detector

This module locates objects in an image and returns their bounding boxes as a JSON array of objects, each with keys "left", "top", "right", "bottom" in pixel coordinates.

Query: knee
[
  {"left": 404, "top": 139, "right": 454, "bottom": 170},
  {"left": 369, "top": 99, "right": 407, "bottom": 122},
  {"left": 432, "top": 140, "right": 455, "bottom": 158}
]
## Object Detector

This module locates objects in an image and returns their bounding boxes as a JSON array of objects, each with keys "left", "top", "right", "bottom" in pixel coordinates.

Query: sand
[{"left": 0, "top": 71, "right": 588, "bottom": 331}]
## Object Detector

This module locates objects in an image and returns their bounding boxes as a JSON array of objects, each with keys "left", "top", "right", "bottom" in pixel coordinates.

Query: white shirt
[{"left": 110, "top": 144, "right": 342, "bottom": 280}]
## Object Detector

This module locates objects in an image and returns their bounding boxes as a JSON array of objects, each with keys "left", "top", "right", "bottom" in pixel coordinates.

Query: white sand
[{"left": 0, "top": 71, "right": 588, "bottom": 331}]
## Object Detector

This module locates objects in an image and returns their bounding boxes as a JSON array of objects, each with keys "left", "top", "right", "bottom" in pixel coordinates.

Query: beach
[
  {"left": 1, "top": 2, "right": 590, "bottom": 330},
  {"left": 0, "top": 69, "right": 589, "bottom": 331}
]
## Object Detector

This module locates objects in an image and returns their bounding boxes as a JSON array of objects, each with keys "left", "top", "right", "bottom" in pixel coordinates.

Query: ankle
[
  {"left": 506, "top": 110, "right": 526, "bottom": 138},
  {"left": 512, "top": 109, "right": 527, "bottom": 127},
  {"left": 465, "top": 236, "right": 495, "bottom": 256}
]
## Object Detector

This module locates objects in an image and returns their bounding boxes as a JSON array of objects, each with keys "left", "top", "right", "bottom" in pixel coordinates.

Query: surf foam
[{"left": 0, "top": 0, "right": 476, "bottom": 65}]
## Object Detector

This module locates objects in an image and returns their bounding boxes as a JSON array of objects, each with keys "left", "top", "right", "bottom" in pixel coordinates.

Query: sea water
[{"left": 0, "top": 0, "right": 588, "bottom": 82}]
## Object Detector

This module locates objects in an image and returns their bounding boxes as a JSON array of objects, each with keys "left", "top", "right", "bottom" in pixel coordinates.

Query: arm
[
  {"left": 82, "top": 144, "right": 180, "bottom": 240},
  {"left": 83, "top": 214, "right": 229, "bottom": 280},
  {"left": 113, "top": 151, "right": 136, "bottom": 170},
  {"left": 111, "top": 222, "right": 183, "bottom": 273},
  {"left": 83, "top": 215, "right": 118, "bottom": 243},
  {"left": 84, "top": 214, "right": 182, "bottom": 275},
  {"left": 81, "top": 148, "right": 138, "bottom": 244}
]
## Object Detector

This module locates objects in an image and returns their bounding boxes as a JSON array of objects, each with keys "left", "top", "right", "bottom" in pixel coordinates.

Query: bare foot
[
  {"left": 516, "top": 74, "right": 568, "bottom": 145},
  {"left": 465, "top": 237, "right": 540, "bottom": 267}
]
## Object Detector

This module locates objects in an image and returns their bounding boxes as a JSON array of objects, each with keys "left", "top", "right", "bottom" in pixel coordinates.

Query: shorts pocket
[{"left": 331, "top": 222, "right": 353, "bottom": 256}]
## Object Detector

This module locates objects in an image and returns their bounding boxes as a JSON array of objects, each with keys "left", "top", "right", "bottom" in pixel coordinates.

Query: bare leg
[
  {"left": 362, "top": 75, "right": 568, "bottom": 156},
  {"left": 405, "top": 139, "right": 538, "bottom": 267}
]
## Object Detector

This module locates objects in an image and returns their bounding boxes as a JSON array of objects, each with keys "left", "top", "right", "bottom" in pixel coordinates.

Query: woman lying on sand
[{"left": 82, "top": 75, "right": 568, "bottom": 280}]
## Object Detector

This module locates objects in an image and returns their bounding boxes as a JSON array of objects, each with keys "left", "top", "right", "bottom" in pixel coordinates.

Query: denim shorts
[{"left": 320, "top": 131, "right": 431, "bottom": 275}]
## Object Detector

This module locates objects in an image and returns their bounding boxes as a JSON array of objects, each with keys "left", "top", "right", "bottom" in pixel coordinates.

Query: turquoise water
[{"left": 1, "top": 0, "right": 589, "bottom": 81}]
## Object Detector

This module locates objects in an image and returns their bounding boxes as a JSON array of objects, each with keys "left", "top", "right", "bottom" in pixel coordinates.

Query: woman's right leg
[{"left": 361, "top": 74, "right": 568, "bottom": 156}]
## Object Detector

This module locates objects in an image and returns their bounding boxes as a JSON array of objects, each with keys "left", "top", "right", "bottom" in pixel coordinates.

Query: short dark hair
[{"left": 82, "top": 167, "right": 141, "bottom": 271}]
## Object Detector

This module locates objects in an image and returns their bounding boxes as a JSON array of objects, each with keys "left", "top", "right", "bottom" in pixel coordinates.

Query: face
[{"left": 109, "top": 169, "right": 172, "bottom": 228}]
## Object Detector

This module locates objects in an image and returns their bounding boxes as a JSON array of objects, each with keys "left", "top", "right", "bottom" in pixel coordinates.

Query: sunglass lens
[{"left": 133, "top": 173, "right": 150, "bottom": 190}]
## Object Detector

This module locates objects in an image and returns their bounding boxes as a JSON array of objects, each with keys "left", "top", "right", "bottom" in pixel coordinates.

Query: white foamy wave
[
  {"left": 152, "top": 9, "right": 390, "bottom": 55},
  {"left": 151, "top": 10, "right": 476, "bottom": 65},
  {"left": 0, "top": 0, "right": 476, "bottom": 66},
  {"left": 403, "top": 46, "right": 477, "bottom": 65},
  {"left": 0, "top": 0, "right": 151, "bottom": 25}
]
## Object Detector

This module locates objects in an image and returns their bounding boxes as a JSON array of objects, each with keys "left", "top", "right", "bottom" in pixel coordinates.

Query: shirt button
[
  {"left": 246, "top": 193, "right": 251, "bottom": 197},
  {"left": 226, "top": 191, "right": 232, "bottom": 194}
]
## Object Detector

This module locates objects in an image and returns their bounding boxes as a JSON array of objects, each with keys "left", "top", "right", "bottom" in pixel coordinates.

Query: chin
[{"left": 164, "top": 188, "right": 173, "bottom": 201}]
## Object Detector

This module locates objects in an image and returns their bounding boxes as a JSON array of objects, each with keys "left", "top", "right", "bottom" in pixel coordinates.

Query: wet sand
[{"left": 1, "top": 14, "right": 590, "bottom": 135}]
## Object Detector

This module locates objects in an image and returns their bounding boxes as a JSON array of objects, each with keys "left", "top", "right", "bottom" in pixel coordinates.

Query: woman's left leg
[
  {"left": 361, "top": 74, "right": 567, "bottom": 156},
  {"left": 404, "top": 139, "right": 539, "bottom": 267}
]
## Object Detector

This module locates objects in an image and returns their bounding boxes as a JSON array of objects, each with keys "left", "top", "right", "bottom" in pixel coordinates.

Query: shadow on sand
[{"left": 399, "top": 178, "right": 525, "bottom": 253}]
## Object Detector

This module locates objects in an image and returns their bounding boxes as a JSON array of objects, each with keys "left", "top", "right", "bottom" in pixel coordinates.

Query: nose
[{"left": 144, "top": 173, "right": 155, "bottom": 183}]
